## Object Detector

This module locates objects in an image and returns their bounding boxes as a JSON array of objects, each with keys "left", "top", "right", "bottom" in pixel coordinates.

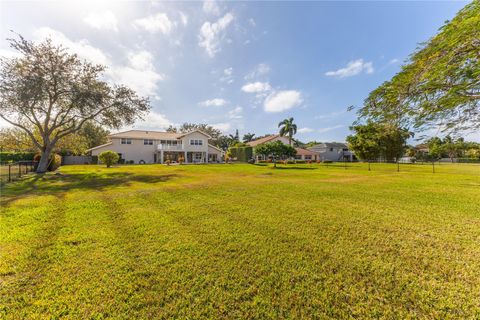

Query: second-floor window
[
  {"left": 144, "top": 139, "right": 153, "bottom": 145},
  {"left": 190, "top": 139, "right": 203, "bottom": 146},
  {"left": 121, "top": 138, "right": 132, "bottom": 145}
]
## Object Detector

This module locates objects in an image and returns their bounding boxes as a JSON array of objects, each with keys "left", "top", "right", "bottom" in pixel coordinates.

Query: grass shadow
[{"left": 1, "top": 171, "right": 177, "bottom": 206}]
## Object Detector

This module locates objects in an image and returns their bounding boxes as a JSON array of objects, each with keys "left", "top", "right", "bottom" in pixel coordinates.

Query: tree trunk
[{"left": 36, "top": 146, "right": 52, "bottom": 173}]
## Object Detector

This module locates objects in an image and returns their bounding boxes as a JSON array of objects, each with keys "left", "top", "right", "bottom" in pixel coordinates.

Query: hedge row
[
  {"left": 0, "top": 152, "right": 35, "bottom": 162},
  {"left": 229, "top": 146, "right": 253, "bottom": 162}
]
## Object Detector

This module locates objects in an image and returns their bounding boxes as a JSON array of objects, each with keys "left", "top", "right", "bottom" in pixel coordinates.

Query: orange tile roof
[{"left": 246, "top": 135, "right": 280, "bottom": 147}]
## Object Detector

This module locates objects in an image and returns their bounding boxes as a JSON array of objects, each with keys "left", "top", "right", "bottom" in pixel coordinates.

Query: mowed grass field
[{"left": 1, "top": 163, "right": 480, "bottom": 319}]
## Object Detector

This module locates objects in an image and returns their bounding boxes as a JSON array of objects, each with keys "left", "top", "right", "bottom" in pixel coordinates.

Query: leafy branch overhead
[{"left": 357, "top": 2, "right": 480, "bottom": 133}]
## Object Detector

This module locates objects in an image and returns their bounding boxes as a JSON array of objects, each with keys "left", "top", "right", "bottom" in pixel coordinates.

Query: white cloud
[
  {"left": 133, "top": 13, "right": 174, "bottom": 35},
  {"left": 318, "top": 125, "right": 344, "bottom": 133},
  {"left": 241, "top": 81, "right": 271, "bottom": 93},
  {"left": 199, "top": 98, "right": 228, "bottom": 107},
  {"left": 33, "top": 27, "right": 109, "bottom": 65},
  {"left": 130, "top": 111, "right": 171, "bottom": 130},
  {"left": 203, "top": 0, "right": 221, "bottom": 16},
  {"left": 84, "top": 11, "right": 118, "bottom": 31},
  {"left": 314, "top": 111, "right": 346, "bottom": 120},
  {"left": 212, "top": 122, "right": 231, "bottom": 132},
  {"left": 264, "top": 90, "right": 302, "bottom": 113},
  {"left": 224, "top": 67, "right": 233, "bottom": 76},
  {"left": 179, "top": 12, "right": 188, "bottom": 26},
  {"left": 298, "top": 127, "right": 314, "bottom": 134},
  {"left": 245, "top": 63, "right": 270, "bottom": 80},
  {"left": 227, "top": 106, "right": 243, "bottom": 119},
  {"left": 390, "top": 58, "right": 399, "bottom": 64},
  {"left": 325, "top": 59, "right": 374, "bottom": 78},
  {"left": 108, "top": 50, "right": 165, "bottom": 97},
  {"left": 198, "top": 12, "right": 234, "bottom": 57},
  {"left": 248, "top": 18, "right": 256, "bottom": 27}
]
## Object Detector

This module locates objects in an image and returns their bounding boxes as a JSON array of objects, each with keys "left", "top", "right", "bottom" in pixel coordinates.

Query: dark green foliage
[
  {"left": 346, "top": 122, "right": 412, "bottom": 161},
  {"left": 228, "top": 146, "right": 253, "bottom": 162},
  {"left": 0, "top": 152, "right": 35, "bottom": 162}
]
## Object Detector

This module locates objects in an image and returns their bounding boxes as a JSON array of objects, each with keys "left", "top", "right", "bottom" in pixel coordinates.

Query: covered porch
[{"left": 156, "top": 151, "right": 208, "bottom": 164}]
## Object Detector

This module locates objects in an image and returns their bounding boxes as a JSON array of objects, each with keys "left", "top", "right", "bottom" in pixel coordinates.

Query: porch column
[
  {"left": 184, "top": 151, "right": 187, "bottom": 163},
  {"left": 160, "top": 150, "right": 164, "bottom": 164},
  {"left": 205, "top": 151, "right": 208, "bottom": 163}
]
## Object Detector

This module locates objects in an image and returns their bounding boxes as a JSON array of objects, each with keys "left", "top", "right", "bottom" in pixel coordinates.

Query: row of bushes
[
  {"left": 0, "top": 152, "right": 35, "bottom": 162},
  {"left": 256, "top": 159, "right": 332, "bottom": 164}
]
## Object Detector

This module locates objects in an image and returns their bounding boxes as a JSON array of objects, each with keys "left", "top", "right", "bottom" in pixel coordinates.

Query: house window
[
  {"left": 194, "top": 153, "right": 202, "bottom": 160},
  {"left": 190, "top": 139, "right": 203, "bottom": 146},
  {"left": 144, "top": 139, "right": 153, "bottom": 145},
  {"left": 343, "top": 148, "right": 349, "bottom": 151},
  {"left": 329, "top": 147, "right": 334, "bottom": 152},
  {"left": 121, "top": 138, "right": 132, "bottom": 145},
  {"left": 295, "top": 155, "right": 302, "bottom": 160},
  {"left": 305, "top": 155, "right": 312, "bottom": 160}
]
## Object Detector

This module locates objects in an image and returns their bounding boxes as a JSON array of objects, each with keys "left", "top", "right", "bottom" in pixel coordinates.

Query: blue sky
[{"left": 0, "top": 1, "right": 471, "bottom": 142}]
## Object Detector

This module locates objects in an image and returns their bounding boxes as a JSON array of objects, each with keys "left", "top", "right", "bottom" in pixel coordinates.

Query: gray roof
[{"left": 308, "top": 142, "right": 348, "bottom": 149}]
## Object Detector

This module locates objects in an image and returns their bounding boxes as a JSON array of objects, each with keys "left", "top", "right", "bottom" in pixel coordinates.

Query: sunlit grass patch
[{"left": 1, "top": 163, "right": 479, "bottom": 318}]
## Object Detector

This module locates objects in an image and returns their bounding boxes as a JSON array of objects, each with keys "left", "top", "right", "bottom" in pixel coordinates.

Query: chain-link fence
[{"left": 0, "top": 161, "right": 37, "bottom": 185}]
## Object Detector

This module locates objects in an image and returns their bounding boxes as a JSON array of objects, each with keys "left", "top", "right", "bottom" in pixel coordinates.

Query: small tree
[
  {"left": 98, "top": 150, "right": 119, "bottom": 168},
  {"left": 255, "top": 141, "right": 296, "bottom": 167}
]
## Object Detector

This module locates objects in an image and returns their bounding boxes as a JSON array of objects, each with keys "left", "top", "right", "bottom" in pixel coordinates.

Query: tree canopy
[
  {"left": 346, "top": 122, "right": 413, "bottom": 161},
  {"left": 357, "top": 2, "right": 480, "bottom": 134},
  {"left": 0, "top": 35, "right": 150, "bottom": 172},
  {"left": 255, "top": 140, "right": 297, "bottom": 166}
]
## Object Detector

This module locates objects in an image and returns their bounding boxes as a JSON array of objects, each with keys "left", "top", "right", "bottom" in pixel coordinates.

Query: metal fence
[{"left": 0, "top": 161, "right": 37, "bottom": 185}]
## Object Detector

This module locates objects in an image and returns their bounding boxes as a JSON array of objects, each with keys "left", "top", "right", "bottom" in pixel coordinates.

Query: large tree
[
  {"left": 346, "top": 122, "right": 412, "bottom": 161},
  {"left": 357, "top": 2, "right": 480, "bottom": 134},
  {"left": 0, "top": 35, "right": 150, "bottom": 172},
  {"left": 278, "top": 117, "right": 297, "bottom": 145}
]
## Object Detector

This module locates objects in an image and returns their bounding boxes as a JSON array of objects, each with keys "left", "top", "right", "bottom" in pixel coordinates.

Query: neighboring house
[
  {"left": 294, "top": 148, "right": 320, "bottom": 161},
  {"left": 247, "top": 135, "right": 321, "bottom": 161},
  {"left": 307, "top": 142, "right": 355, "bottom": 161},
  {"left": 88, "top": 130, "right": 224, "bottom": 164},
  {"left": 246, "top": 134, "right": 290, "bottom": 147}
]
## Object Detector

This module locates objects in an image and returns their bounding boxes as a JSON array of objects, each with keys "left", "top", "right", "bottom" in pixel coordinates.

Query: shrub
[
  {"left": 0, "top": 152, "right": 35, "bottom": 162},
  {"left": 48, "top": 154, "right": 62, "bottom": 171},
  {"left": 228, "top": 146, "right": 253, "bottom": 162},
  {"left": 165, "top": 160, "right": 171, "bottom": 165},
  {"left": 178, "top": 156, "right": 185, "bottom": 164},
  {"left": 126, "top": 160, "right": 134, "bottom": 164},
  {"left": 316, "top": 159, "right": 321, "bottom": 164},
  {"left": 98, "top": 150, "right": 119, "bottom": 168}
]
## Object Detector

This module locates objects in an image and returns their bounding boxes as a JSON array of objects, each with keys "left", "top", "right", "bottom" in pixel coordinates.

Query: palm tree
[
  {"left": 242, "top": 133, "right": 255, "bottom": 143},
  {"left": 278, "top": 117, "right": 297, "bottom": 145}
]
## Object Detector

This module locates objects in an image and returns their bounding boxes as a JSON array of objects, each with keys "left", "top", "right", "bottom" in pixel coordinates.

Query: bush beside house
[{"left": 98, "top": 150, "right": 120, "bottom": 168}]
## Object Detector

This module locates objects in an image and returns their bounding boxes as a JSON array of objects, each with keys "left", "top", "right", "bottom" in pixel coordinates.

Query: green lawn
[{"left": 1, "top": 163, "right": 480, "bottom": 318}]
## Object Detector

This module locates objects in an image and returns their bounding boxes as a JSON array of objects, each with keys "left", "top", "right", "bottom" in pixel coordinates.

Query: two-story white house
[
  {"left": 87, "top": 130, "right": 224, "bottom": 164},
  {"left": 307, "top": 142, "right": 355, "bottom": 162}
]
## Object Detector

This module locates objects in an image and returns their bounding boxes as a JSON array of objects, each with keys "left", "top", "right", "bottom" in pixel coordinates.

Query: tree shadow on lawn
[
  {"left": 271, "top": 166, "right": 317, "bottom": 170},
  {"left": 1, "top": 172, "right": 177, "bottom": 206}
]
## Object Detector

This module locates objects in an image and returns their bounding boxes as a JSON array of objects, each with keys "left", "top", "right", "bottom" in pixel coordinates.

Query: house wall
[
  {"left": 90, "top": 138, "right": 156, "bottom": 164},
  {"left": 180, "top": 132, "right": 209, "bottom": 153},
  {"left": 208, "top": 145, "right": 224, "bottom": 161}
]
